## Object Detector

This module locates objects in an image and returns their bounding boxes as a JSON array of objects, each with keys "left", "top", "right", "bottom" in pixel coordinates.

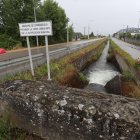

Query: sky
[{"left": 43, "top": 0, "right": 140, "bottom": 35}]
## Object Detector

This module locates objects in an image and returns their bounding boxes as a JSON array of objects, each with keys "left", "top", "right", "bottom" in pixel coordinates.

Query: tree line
[{"left": 0, "top": 0, "right": 74, "bottom": 49}]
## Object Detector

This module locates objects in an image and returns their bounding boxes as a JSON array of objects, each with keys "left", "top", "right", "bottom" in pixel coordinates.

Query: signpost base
[
  {"left": 45, "top": 36, "right": 51, "bottom": 81},
  {"left": 26, "top": 37, "right": 34, "bottom": 76}
]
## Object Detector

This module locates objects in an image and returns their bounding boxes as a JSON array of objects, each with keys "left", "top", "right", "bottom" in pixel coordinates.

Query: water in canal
[{"left": 85, "top": 41, "right": 119, "bottom": 92}]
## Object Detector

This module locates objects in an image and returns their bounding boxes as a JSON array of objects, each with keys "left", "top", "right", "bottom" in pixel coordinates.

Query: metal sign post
[
  {"left": 26, "top": 36, "right": 34, "bottom": 76},
  {"left": 67, "top": 22, "right": 70, "bottom": 53},
  {"left": 45, "top": 36, "right": 51, "bottom": 80},
  {"left": 19, "top": 21, "right": 53, "bottom": 80}
]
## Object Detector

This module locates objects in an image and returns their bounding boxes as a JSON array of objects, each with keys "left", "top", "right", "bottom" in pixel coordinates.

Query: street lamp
[
  {"left": 67, "top": 22, "right": 69, "bottom": 44},
  {"left": 88, "top": 25, "right": 90, "bottom": 39},
  {"left": 137, "top": 11, "right": 140, "bottom": 29},
  {"left": 66, "top": 21, "right": 70, "bottom": 53},
  {"left": 33, "top": 0, "right": 39, "bottom": 46},
  {"left": 138, "top": 19, "right": 140, "bottom": 28},
  {"left": 84, "top": 26, "right": 86, "bottom": 39}
]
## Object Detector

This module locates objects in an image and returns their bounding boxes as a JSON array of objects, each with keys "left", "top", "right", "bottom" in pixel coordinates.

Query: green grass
[
  {"left": 0, "top": 118, "right": 11, "bottom": 140},
  {"left": 122, "top": 71, "right": 135, "bottom": 82},
  {"left": 0, "top": 112, "right": 26, "bottom": 140},
  {"left": 109, "top": 39, "right": 140, "bottom": 85},
  {"left": 0, "top": 118, "right": 44, "bottom": 140},
  {"left": 109, "top": 40, "right": 135, "bottom": 66},
  {"left": 0, "top": 111, "right": 44, "bottom": 140},
  {"left": 110, "top": 39, "right": 140, "bottom": 71}
]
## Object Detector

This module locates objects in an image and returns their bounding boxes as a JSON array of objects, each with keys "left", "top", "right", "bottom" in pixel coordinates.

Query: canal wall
[
  {"left": 49, "top": 39, "right": 106, "bottom": 88},
  {"left": 115, "top": 54, "right": 140, "bottom": 84},
  {"left": 72, "top": 45, "right": 104, "bottom": 71},
  {"left": 69, "top": 40, "right": 106, "bottom": 71},
  {"left": 0, "top": 80, "right": 140, "bottom": 140},
  {"left": 107, "top": 41, "right": 140, "bottom": 85}
]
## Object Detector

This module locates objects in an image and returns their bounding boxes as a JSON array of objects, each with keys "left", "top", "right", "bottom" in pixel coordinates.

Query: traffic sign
[
  {"left": 19, "top": 21, "right": 52, "bottom": 37},
  {"left": 19, "top": 21, "right": 52, "bottom": 80}
]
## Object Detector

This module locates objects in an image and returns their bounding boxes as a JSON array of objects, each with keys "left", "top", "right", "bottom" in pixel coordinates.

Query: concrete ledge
[
  {"left": 115, "top": 53, "right": 140, "bottom": 85},
  {"left": 0, "top": 80, "right": 140, "bottom": 140}
]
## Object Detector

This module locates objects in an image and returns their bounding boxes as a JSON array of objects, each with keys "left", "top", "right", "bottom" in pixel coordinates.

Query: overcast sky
[{"left": 43, "top": 0, "right": 140, "bottom": 35}]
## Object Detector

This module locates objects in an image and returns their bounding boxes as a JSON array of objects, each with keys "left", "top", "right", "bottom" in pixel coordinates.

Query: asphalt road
[
  {"left": 0, "top": 38, "right": 101, "bottom": 62},
  {"left": 112, "top": 38, "right": 140, "bottom": 60}
]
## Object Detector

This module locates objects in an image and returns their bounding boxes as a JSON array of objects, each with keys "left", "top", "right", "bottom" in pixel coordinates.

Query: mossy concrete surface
[{"left": 0, "top": 80, "right": 140, "bottom": 140}]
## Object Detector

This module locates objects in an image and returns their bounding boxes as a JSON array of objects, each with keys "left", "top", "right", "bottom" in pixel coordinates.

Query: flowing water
[{"left": 85, "top": 42, "right": 119, "bottom": 90}]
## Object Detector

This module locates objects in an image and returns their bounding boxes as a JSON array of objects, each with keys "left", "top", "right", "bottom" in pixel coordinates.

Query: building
[{"left": 115, "top": 28, "right": 140, "bottom": 37}]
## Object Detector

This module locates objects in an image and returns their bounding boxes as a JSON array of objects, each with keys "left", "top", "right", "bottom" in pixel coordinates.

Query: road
[
  {"left": 112, "top": 38, "right": 140, "bottom": 60},
  {"left": 0, "top": 38, "right": 101, "bottom": 62},
  {"left": 0, "top": 38, "right": 103, "bottom": 78}
]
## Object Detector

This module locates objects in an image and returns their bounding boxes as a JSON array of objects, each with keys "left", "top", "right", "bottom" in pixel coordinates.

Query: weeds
[
  {"left": 109, "top": 40, "right": 135, "bottom": 66},
  {"left": 122, "top": 71, "right": 135, "bottom": 82}
]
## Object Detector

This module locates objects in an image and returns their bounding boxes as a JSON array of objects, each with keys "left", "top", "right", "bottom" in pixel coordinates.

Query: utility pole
[
  {"left": 138, "top": 18, "right": 140, "bottom": 28},
  {"left": 67, "top": 23, "right": 69, "bottom": 43},
  {"left": 127, "top": 25, "right": 129, "bottom": 31},
  {"left": 67, "top": 22, "right": 70, "bottom": 53},
  {"left": 126, "top": 25, "right": 129, "bottom": 35},
  {"left": 88, "top": 25, "right": 90, "bottom": 39},
  {"left": 84, "top": 27, "right": 86, "bottom": 39},
  {"left": 33, "top": 0, "right": 39, "bottom": 46}
]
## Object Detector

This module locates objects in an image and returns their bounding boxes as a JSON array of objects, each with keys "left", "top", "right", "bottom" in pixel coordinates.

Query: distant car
[{"left": 0, "top": 48, "right": 6, "bottom": 54}]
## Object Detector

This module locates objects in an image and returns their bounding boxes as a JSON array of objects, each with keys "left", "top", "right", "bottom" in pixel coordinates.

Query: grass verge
[
  {"left": 0, "top": 110, "right": 45, "bottom": 140},
  {"left": 0, "top": 118, "right": 45, "bottom": 140},
  {"left": 108, "top": 39, "right": 140, "bottom": 99},
  {"left": 109, "top": 40, "right": 136, "bottom": 66}
]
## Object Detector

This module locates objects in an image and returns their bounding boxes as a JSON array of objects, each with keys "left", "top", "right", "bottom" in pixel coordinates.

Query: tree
[
  {"left": 89, "top": 32, "right": 94, "bottom": 38},
  {"left": 0, "top": 0, "right": 71, "bottom": 48},
  {"left": 1, "top": 0, "right": 41, "bottom": 35},
  {"left": 68, "top": 25, "right": 74, "bottom": 41},
  {"left": 38, "top": 0, "right": 69, "bottom": 44},
  {"left": 119, "top": 33, "right": 126, "bottom": 41},
  {"left": 0, "top": 0, "right": 41, "bottom": 48},
  {"left": 126, "top": 32, "right": 132, "bottom": 38}
]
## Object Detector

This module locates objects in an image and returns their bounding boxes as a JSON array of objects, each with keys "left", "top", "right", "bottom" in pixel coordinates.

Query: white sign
[{"left": 19, "top": 21, "right": 52, "bottom": 37}]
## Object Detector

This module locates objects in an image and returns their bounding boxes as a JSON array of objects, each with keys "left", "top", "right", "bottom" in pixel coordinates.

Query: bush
[{"left": 0, "top": 34, "right": 21, "bottom": 50}]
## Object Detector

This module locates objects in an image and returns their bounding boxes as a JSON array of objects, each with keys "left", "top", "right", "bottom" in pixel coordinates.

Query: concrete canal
[{"left": 85, "top": 41, "right": 120, "bottom": 92}]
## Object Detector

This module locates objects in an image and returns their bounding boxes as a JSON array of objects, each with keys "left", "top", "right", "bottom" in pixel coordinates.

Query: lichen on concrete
[{"left": 0, "top": 80, "right": 140, "bottom": 140}]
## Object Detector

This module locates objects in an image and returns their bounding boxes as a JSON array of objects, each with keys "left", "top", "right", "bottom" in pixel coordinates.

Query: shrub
[{"left": 0, "top": 34, "right": 20, "bottom": 50}]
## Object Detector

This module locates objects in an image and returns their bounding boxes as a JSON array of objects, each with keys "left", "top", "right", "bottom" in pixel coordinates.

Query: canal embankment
[
  {"left": 1, "top": 38, "right": 139, "bottom": 98},
  {"left": 84, "top": 41, "right": 120, "bottom": 93},
  {"left": 107, "top": 39, "right": 140, "bottom": 98}
]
